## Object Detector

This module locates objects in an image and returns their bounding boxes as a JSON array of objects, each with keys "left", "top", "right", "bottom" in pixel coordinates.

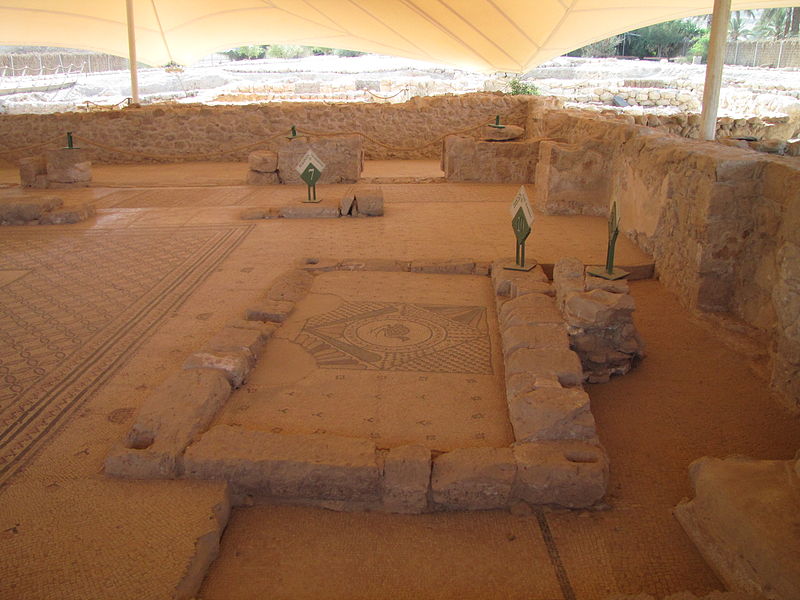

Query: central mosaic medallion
[{"left": 295, "top": 301, "right": 492, "bottom": 374}]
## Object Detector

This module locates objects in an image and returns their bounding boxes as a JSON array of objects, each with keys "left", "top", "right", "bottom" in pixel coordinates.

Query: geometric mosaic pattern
[
  {"left": 294, "top": 301, "right": 492, "bottom": 374},
  {"left": 0, "top": 224, "right": 251, "bottom": 486}
]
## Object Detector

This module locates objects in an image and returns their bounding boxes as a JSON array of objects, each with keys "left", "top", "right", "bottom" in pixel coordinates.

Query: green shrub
[
  {"left": 266, "top": 45, "right": 309, "bottom": 59},
  {"left": 223, "top": 45, "right": 266, "bottom": 60},
  {"left": 508, "top": 78, "right": 539, "bottom": 95},
  {"left": 689, "top": 32, "right": 710, "bottom": 62},
  {"left": 334, "top": 48, "right": 365, "bottom": 57}
]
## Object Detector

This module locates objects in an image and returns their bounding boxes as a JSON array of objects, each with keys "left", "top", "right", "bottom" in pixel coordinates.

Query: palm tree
[
  {"left": 753, "top": 7, "right": 800, "bottom": 40},
  {"left": 728, "top": 10, "right": 754, "bottom": 41}
]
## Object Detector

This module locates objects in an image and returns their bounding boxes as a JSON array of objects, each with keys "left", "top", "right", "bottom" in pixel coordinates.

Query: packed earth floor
[{"left": 0, "top": 160, "right": 798, "bottom": 600}]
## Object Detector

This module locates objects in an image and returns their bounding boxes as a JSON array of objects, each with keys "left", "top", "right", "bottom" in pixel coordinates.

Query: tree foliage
[{"left": 625, "top": 20, "right": 704, "bottom": 58}]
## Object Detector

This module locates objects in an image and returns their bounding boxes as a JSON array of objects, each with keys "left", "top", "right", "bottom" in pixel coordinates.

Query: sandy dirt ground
[{"left": 0, "top": 163, "right": 797, "bottom": 600}]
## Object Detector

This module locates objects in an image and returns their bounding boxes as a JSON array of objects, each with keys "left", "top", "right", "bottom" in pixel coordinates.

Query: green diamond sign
[
  {"left": 505, "top": 186, "right": 536, "bottom": 271},
  {"left": 300, "top": 162, "right": 321, "bottom": 186},
  {"left": 295, "top": 149, "right": 326, "bottom": 203}
]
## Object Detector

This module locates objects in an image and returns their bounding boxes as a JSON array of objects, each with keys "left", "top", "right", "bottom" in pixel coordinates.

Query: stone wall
[
  {"left": 0, "top": 94, "right": 559, "bottom": 163},
  {"left": 533, "top": 107, "right": 799, "bottom": 408}
]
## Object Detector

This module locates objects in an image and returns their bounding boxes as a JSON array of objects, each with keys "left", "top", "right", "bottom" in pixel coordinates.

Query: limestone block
[
  {"left": 505, "top": 372, "right": 562, "bottom": 401},
  {"left": 206, "top": 326, "right": 270, "bottom": 366},
  {"left": 104, "top": 444, "right": 177, "bottom": 479},
  {"left": 787, "top": 140, "right": 800, "bottom": 157},
  {"left": 483, "top": 124, "right": 524, "bottom": 141},
  {"left": 279, "top": 205, "right": 340, "bottom": 219},
  {"left": 39, "top": 204, "right": 95, "bottom": 225},
  {"left": 410, "top": 259, "right": 475, "bottom": 275},
  {"left": 340, "top": 189, "right": 356, "bottom": 216},
  {"left": 266, "top": 269, "right": 314, "bottom": 303},
  {"left": 553, "top": 257, "right": 585, "bottom": 281},
  {"left": 443, "top": 135, "right": 540, "bottom": 183},
  {"left": 508, "top": 387, "right": 596, "bottom": 442},
  {"left": 276, "top": 136, "right": 363, "bottom": 184},
  {"left": 584, "top": 272, "right": 630, "bottom": 294},
  {"left": 431, "top": 447, "right": 516, "bottom": 510},
  {"left": 126, "top": 368, "right": 230, "bottom": 450},
  {"left": 505, "top": 347, "right": 584, "bottom": 387},
  {"left": 563, "top": 289, "right": 635, "bottom": 329},
  {"left": 45, "top": 148, "right": 92, "bottom": 184},
  {"left": 533, "top": 141, "right": 608, "bottom": 216},
  {"left": 501, "top": 323, "right": 569, "bottom": 359},
  {"left": 248, "top": 150, "right": 278, "bottom": 173},
  {"left": 246, "top": 171, "right": 280, "bottom": 185},
  {"left": 183, "top": 425, "right": 381, "bottom": 502},
  {"left": 674, "top": 456, "right": 800, "bottom": 599},
  {"left": 225, "top": 319, "right": 279, "bottom": 338},
  {"left": 499, "top": 294, "right": 563, "bottom": 326},
  {"left": 0, "top": 197, "right": 62, "bottom": 224},
  {"left": 183, "top": 351, "right": 251, "bottom": 388},
  {"left": 513, "top": 441, "right": 608, "bottom": 508},
  {"left": 382, "top": 445, "right": 431, "bottom": 514},
  {"left": 354, "top": 188, "right": 384, "bottom": 217},
  {"left": 245, "top": 299, "right": 294, "bottom": 323},
  {"left": 510, "top": 279, "right": 554, "bottom": 298},
  {"left": 19, "top": 156, "right": 47, "bottom": 188},
  {"left": 340, "top": 258, "right": 409, "bottom": 272},
  {"left": 491, "top": 260, "right": 548, "bottom": 297}
]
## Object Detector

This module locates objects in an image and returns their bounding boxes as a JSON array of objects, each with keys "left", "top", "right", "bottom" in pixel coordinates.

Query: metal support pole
[
  {"left": 700, "top": 0, "right": 731, "bottom": 141},
  {"left": 126, "top": 0, "right": 140, "bottom": 104}
]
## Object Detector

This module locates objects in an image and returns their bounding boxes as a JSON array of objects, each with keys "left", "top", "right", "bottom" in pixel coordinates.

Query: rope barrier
[
  {"left": 1, "top": 117, "right": 495, "bottom": 161},
  {"left": 0, "top": 136, "right": 64, "bottom": 156},
  {"left": 365, "top": 88, "right": 409, "bottom": 101}
]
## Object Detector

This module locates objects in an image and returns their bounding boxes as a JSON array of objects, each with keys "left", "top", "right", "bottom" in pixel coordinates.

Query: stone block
[
  {"left": 39, "top": 204, "right": 95, "bottom": 225},
  {"left": 491, "top": 260, "right": 548, "bottom": 297},
  {"left": 504, "top": 347, "right": 584, "bottom": 387},
  {"left": 19, "top": 156, "right": 47, "bottom": 188},
  {"left": 409, "top": 259, "right": 475, "bottom": 275},
  {"left": 553, "top": 257, "right": 585, "bottom": 281},
  {"left": 225, "top": 319, "right": 279, "bottom": 338},
  {"left": 563, "top": 289, "right": 635, "bottom": 328},
  {"left": 354, "top": 188, "right": 384, "bottom": 217},
  {"left": 245, "top": 300, "right": 294, "bottom": 323},
  {"left": 246, "top": 171, "right": 280, "bottom": 185},
  {"left": 340, "top": 189, "right": 356, "bottom": 216},
  {"left": 510, "top": 279, "right": 554, "bottom": 298},
  {"left": 104, "top": 444, "right": 177, "bottom": 479},
  {"left": 431, "top": 447, "right": 516, "bottom": 510},
  {"left": 279, "top": 205, "right": 340, "bottom": 219},
  {"left": 248, "top": 150, "right": 278, "bottom": 173},
  {"left": 534, "top": 141, "right": 608, "bottom": 216},
  {"left": 45, "top": 148, "right": 92, "bottom": 184},
  {"left": 508, "top": 387, "right": 596, "bottom": 442},
  {"left": 483, "top": 124, "right": 524, "bottom": 141},
  {"left": 0, "top": 197, "right": 62, "bottom": 224},
  {"left": 276, "top": 136, "right": 363, "bottom": 184},
  {"left": 340, "top": 258, "right": 409, "bottom": 272},
  {"left": 266, "top": 269, "right": 314, "bottom": 303},
  {"left": 787, "top": 140, "right": 800, "bottom": 157},
  {"left": 505, "top": 372, "right": 562, "bottom": 401},
  {"left": 240, "top": 207, "right": 280, "bottom": 220},
  {"left": 125, "top": 369, "right": 231, "bottom": 452},
  {"left": 513, "top": 441, "right": 608, "bottom": 508},
  {"left": 183, "top": 425, "right": 381, "bottom": 502},
  {"left": 382, "top": 445, "right": 431, "bottom": 514},
  {"left": 499, "top": 294, "right": 563, "bottom": 326},
  {"left": 501, "top": 323, "right": 569, "bottom": 359},
  {"left": 206, "top": 326, "right": 270, "bottom": 366},
  {"left": 584, "top": 272, "right": 630, "bottom": 294},
  {"left": 674, "top": 456, "right": 800, "bottom": 600},
  {"left": 443, "top": 136, "right": 540, "bottom": 183},
  {"left": 183, "top": 351, "right": 251, "bottom": 388}
]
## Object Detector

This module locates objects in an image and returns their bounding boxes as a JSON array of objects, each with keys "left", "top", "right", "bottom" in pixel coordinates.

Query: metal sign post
[
  {"left": 588, "top": 200, "right": 629, "bottom": 280},
  {"left": 295, "top": 149, "right": 326, "bottom": 203},
  {"left": 504, "top": 186, "right": 536, "bottom": 271}
]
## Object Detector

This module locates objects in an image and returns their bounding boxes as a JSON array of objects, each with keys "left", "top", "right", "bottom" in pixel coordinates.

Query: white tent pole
[
  {"left": 126, "top": 0, "right": 140, "bottom": 103},
  {"left": 700, "top": 0, "right": 731, "bottom": 141}
]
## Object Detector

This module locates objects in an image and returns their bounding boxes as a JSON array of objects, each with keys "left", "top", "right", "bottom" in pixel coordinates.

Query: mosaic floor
[{"left": 218, "top": 271, "right": 513, "bottom": 451}]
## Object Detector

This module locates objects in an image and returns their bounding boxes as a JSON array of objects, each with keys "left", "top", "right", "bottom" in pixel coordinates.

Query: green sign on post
[
  {"left": 295, "top": 149, "right": 325, "bottom": 203},
  {"left": 505, "top": 186, "right": 536, "bottom": 271}
]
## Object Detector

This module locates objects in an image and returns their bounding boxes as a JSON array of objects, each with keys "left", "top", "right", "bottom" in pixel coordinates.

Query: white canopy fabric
[{"left": 0, "top": 0, "right": 797, "bottom": 72}]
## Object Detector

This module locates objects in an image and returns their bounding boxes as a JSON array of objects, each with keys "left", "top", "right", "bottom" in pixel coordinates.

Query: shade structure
[{"left": 0, "top": 0, "right": 797, "bottom": 72}]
